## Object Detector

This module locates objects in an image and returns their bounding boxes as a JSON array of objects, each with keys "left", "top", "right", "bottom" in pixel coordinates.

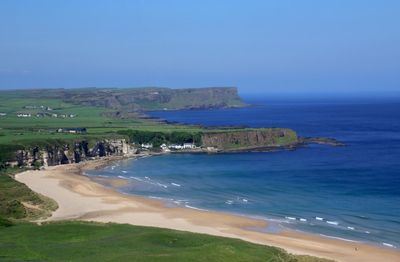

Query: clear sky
[{"left": 0, "top": 0, "right": 399, "bottom": 95}]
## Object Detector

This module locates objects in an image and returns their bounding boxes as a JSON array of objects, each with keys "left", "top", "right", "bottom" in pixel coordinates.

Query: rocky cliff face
[
  {"left": 13, "top": 139, "right": 136, "bottom": 167},
  {"left": 201, "top": 128, "right": 298, "bottom": 150}
]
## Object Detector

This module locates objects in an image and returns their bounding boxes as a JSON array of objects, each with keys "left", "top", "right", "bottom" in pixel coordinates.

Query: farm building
[{"left": 57, "top": 128, "right": 87, "bottom": 134}]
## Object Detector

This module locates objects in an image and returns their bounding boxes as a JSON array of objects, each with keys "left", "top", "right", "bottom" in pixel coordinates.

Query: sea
[{"left": 86, "top": 96, "right": 400, "bottom": 248}]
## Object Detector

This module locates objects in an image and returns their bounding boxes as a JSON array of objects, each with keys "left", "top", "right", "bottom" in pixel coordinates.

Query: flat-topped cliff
[
  {"left": 0, "top": 87, "right": 245, "bottom": 111},
  {"left": 202, "top": 128, "right": 298, "bottom": 150}
]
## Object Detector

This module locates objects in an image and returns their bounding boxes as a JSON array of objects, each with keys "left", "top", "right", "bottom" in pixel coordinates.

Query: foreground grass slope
[
  {"left": 0, "top": 169, "right": 57, "bottom": 221},
  {"left": 0, "top": 221, "right": 331, "bottom": 262}
]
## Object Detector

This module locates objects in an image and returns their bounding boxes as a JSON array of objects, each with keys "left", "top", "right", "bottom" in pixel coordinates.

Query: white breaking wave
[
  {"left": 347, "top": 226, "right": 355, "bottom": 230},
  {"left": 121, "top": 170, "right": 128, "bottom": 174},
  {"left": 156, "top": 182, "right": 168, "bottom": 189},
  {"left": 171, "top": 182, "right": 181, "bottom": 187},
  {"left": 185, "top": 205, "right": 208, "bottom": 211},
  {"left": 319, "top": 234, "right": 360, "bottom": 243},
  {"left": 326, "top": 221, "right": 339, "bottom": 226},
  {"left": 382, "top": 243, "right": 396, "bottom": 248},
  {"left": 285, "top": 216, "right": 296, "bottom": 221},
  {"left": 315, "top": 217, "right": 324, "bottom": 221},
  {"left": 299, "top": 218, "right": 307, "bottom": 222}
]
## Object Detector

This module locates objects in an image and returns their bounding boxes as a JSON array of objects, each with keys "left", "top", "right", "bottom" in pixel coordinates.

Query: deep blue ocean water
[{"left": 87, "top": 97, "right": 400, "bottom": 248}]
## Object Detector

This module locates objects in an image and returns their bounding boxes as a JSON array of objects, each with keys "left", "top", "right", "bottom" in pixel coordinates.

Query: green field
[
  {"left": 0, "top": 93, "right": 204, "bottom": 163},
  {"left": 0, "top": 221, "right": 330, "bottom": 262},
  {"left": 0, "top": 95, "right": 202, "bottom": 144}
]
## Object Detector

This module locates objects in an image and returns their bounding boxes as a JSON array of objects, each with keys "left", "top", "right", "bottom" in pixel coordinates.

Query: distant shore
[{"left": 15, "top": 156, "right": 400, "bottom": 262}]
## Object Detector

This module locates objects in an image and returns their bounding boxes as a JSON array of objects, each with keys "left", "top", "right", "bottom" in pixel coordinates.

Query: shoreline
[{"left": 15, "top": 157, "right": 400, "bottom": 262}]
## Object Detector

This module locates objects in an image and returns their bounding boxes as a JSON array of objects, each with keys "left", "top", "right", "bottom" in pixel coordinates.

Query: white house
[
  {"left": 160, "top": 143, "right": 171, "bottom": 152},
  {"left": 141, "top": 143, "right": 153, "bottom": 149},
  {"left": 183, "top": 143, "right": 196, "bottom": 149},
  {"left": 17, "top": 113, "right": 31, "bottom": 118},
  {"left": 168, "top": 144, "right": 183, "bottom": 150}
]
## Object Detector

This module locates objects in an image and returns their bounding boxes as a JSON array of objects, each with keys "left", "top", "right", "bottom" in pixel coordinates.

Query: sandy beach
[{"left": 15, "top": 158, "right": 400, "bottom": 262}]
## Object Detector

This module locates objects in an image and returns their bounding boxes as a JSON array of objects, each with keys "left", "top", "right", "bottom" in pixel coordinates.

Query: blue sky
[{"left": 0, "top": 0, "right": 399, "bottom": 94}]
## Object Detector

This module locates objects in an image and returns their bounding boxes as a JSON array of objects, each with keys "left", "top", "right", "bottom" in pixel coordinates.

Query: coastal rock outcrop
[
  {"left": 12, "top": 139, "right": 136, "bottom": 167},
  {"left": 201, "top": 128, "right": 298, "bottom": 150}
]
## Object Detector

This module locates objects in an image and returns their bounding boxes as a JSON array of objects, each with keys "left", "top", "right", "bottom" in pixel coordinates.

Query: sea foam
[
  {"left": 382, "top": 243, "right": 396, "bottom": 248},
  {"left": 326, "top": 221, "right": 339, "bottom": 226}
]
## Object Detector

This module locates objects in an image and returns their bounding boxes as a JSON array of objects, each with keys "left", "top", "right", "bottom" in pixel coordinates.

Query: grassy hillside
[
  {"left": 0, "top": 168, "right": 57, "bottom": 222},
  {"left": 0, "top": 221, "right": 331, "bottom": 262}
]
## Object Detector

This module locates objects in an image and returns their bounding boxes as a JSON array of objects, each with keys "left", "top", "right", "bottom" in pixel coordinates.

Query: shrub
[{"left": 0, "top": 216, "right": 14, "bottom": 227}]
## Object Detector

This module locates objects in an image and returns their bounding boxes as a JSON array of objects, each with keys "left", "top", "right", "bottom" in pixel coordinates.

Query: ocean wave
[
  {"left": 326, "top": 221, "right": 339, "bottom": 226},
  {"left": 97, "top": 175, "right": 110, "bottom": 178},
  {"left": 121, "top": 170, "right": 128, "bottom": 174},
  {"left": 184, "top": 204, "right": 208, "bottom": 211},
  {"left": 130, "top": 176, "right": 143, "bottom": 181},
  {"left": 127, "top": 175, "right": 169, "bottom": 189},
  {"left": 117, "top": 175, "right": 128, "bottom": 179},
  {"left": 171, "top": 182, "right": 181, "bottom": 187},
  {"left": 148, "top": 196, "right": 174, "bottom": 201},
  {"left": 236, "top": 197, "right": 249, "bottom": 203},
  {"left": 148, "top": 196, "right": 164, "bottom": 200},
  {"left": 173, "top": 199, "right": 188, "bottom": 205},
  {"left": 319, "top": 234, "right": 360, "bottom": 243},
  {"left": 382, "top": 243, "right": 396, "bottom": 248},
  {"left": 315, "top": 216, "right": 324, "bottom": 221},
  {"left": 284, "top": 216, "right": 307, "bottom": 222},
  {"left": 156, "top": 182, "right": 168, "bottom": 189}
]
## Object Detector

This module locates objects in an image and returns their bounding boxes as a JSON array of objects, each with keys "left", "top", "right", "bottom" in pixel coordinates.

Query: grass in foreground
[
  {"left": 0, "top": 169, "right": 57, "bottom": 221},
  {"left": 0, "top": 221, "right": 331, "bottom": 262}
]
